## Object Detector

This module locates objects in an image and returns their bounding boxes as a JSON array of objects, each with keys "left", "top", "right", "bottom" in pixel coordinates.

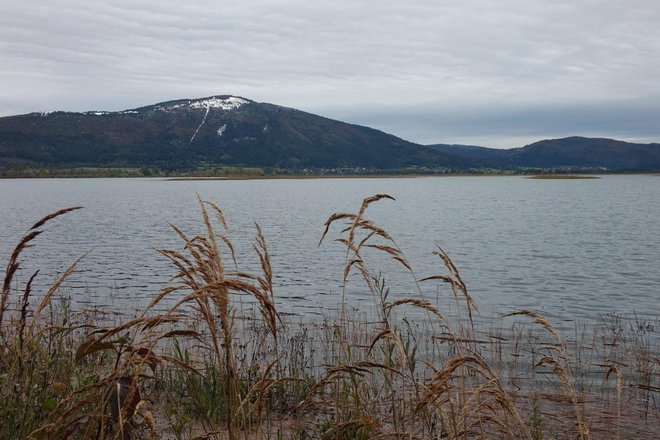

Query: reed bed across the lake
[{"left": 0, "top": 195, "right": 657, "bottom": 439}]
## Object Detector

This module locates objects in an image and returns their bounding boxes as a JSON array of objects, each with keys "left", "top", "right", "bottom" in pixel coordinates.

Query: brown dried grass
[{"left": 0, "top": 197, "right": 656, "bottom": 439}]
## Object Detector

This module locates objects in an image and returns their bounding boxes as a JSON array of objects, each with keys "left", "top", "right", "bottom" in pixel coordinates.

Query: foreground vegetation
[{"left": 1, "top": 196, "right": 657, "bottom": 439}]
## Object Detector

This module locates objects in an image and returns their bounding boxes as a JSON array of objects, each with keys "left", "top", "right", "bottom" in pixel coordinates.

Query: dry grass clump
[
  {"left": 146, "top": 195, "right": 283, "bottom": 439},
  {"left": 0, "top": 195, "right": 657, "bottom": 439}
]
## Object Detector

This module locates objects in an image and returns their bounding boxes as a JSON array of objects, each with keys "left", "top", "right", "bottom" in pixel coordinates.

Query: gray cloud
[
  {"left": 329, "top": 99, "right": 660, "bottom": 148},
  {"left": 1, "top": 0, "right": 659, "bottom": 147}
]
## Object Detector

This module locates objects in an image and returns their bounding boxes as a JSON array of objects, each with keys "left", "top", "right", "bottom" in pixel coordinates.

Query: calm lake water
[{"left": 1, "top": 176, "right": 659, "bottom": 328}]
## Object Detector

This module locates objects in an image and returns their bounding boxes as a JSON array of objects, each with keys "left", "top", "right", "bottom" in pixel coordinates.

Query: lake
[{"left": 1, "top": 175, "right": 658, "bottom": 329}]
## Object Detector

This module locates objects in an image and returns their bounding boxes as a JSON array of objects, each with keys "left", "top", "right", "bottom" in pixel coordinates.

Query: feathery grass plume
[
  {"left": 17, "top": 270, "right": 39, "bottom": 352},
  {"left": 505, "top": 310, "right": 562, "bottom": 345},
  {"left": 305, "top": 360, "right": 403, "bottom": 400},
  {"left": 421, "top": 245, "right": 477, "bottom": 326},
  {"left": 147, "top": 196, "right": 281, "bottom": 438},
  {"left": 368, "top": 328, "right": 410, "bottom": 371},
  {"left": 37, "top": 302, "right": 197, "bottom": 439},
  {"left": 232, "top": 360, "right": 305, "bottom": 424},
  {"left": 385, "top": 298, "right": 446, "bottom": 322},
  {"left": 0, "top": 207, "right": 85, "bottom": 439},
  {"left": 0, "top": 208, "right": 122, "bottom": 440},
  {"left": 1, "top": 230, "right": 41, "bottom": 333},
  {"left": 319, "top": 194, "right": 403, "bottom": 322},
  {"left": 28, "top": 250, "right": 90, "bottom": 335},
  {"left": 1, "top": 206, "right": 82, "bottom": 333},
  {"left": 29, "top": 206, "right": 84, "bottom": 230},
  {"left": 320, "top": 195, "right": 464, "bottom": 436},
  {"left": 33, "top": 371, "right": 146, "bottom": 440},
  {"left": 505, "top": 310, "right": 591, "bottom": 440},
  {"left": 605, "top": 363, "right": 624, "bottom": 440},
  {"left": 253, "top": 222, "right": 281, "bottom": 339},
  {"left": 416, "top": 352, "right": 531, "bottom": 439},
  {"left": 319, "top": 213, "right": 358, "bottom": 246},
  {"left": 1, "top": 197, "right": 656, "bottom": 439}
]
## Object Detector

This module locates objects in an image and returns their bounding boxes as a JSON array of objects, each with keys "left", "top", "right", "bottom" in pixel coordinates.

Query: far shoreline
[
  {"left": 2, "top": 169, "right": 659, "bottom": 180},
  {"left": 165, "top": 173, "right": 611, "bottom": 181},
  {"left": 164, "top": 173, "right": 492, "bottom": 181}
]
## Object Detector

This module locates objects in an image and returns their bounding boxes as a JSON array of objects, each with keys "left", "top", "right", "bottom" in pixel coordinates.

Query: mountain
[
  {"left": 429, "top": 137, "right": 660, "bottom": 171},
  {"left": 510, "top": 137, "right": 660, "bottom": 170},
  {"left": 1, "top": 96, "right": 659, "bottom": 173},
  {"left": 0, "top": 96, "right": 459, "bottom": 170}
]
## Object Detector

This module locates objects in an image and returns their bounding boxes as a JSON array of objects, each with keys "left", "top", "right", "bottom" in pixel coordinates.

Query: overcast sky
[{"left": 1, "top": 0, "right": 659, "bottom": 148}]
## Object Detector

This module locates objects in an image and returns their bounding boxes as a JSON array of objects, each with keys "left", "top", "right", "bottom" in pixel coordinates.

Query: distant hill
[
  {"left": 429, "top": 137, "right": 660, "bottom": 171},
  {"left": 0, "top": 96, "right": 459, "bottom": 170},
  {"left": 511, "top": 137, "right": 660, "bottom": 170},
  {"left": 1, "top": 96, "right": 659, "bottom": 173}
]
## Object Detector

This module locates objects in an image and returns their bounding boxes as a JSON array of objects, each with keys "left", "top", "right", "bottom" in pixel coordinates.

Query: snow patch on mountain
[
  {"left": 189, "top": 106, "right": 211, "bottom": 144},
  {"left": 157, "top": 96, "right": 249, "bottom": 112},
  {"left": 190, "top": 97, "right": 248, "bottom": 110},
  {"left": 217, "top": 124, "right": 227, "bottom": 137}
]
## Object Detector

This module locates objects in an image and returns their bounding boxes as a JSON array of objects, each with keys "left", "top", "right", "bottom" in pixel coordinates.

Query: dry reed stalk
[
  {"left": 147, "top": 196, "right": 282, "bottom": 438},
  {"left": 319, "top": 213, "right": 358, "bottom": 246},
  {"left": 27, "top": 206, "right": 83, "bottom": 230},
  {"left": 506, "top": 310, "right": 591, "bottom": 440},
  {"left": 104, "top": 376, "right": 142, "bottom": 439},
  {"left": 253, "top": 223, "right": 280, "bottom": 339},
  {"left": 305, "top": 361, "right": 403, "bottom": 400},
  {"left": 29, "top": 380, "right": 107, "bottom": 439},
  {"left": 369, "top": 329, "right": 409, "bottom": 370},
  {"left": 232, "top": 360, "right": 305, "bottom": 425},
  {"left": 415, "top": 351, "right": 532, "bottom": 439},
  {"left": 421, "top": 246, "right": 477, "bottom": 326},
  {"left": 505, "top": 311, "right": 562, "bottom": 345},
  {"left": 319, "top": 191, "right": 427, "bottom": 409},
  {"left": 385, "top": 298, "right": 446, "bottom": 323},
  {"left": 605, "top": 363, "right": 624, "bottom": 440},
  {"left": 62, "top": 313, "right": 191, "bottom": 439},
  {"left": 27, "top": 250, "right": 90, "bottom": 335},
  {"left": 5, "top": 196, "right": 653, "bottom": 439},
  {"left": 0, "top": 206, "right": 82, "bottom": 370},
  {"left": 319, "top": 194, "right": 396, "bottom": 321},
  {"left": 17, "top": 270, "right": 39, "bottom": 352},
  {"left": 320, "top": 195, "right": 472, "bottom": 437},
  {"left": 1, "top": 230, "right": 42, "bottom": 329}
]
